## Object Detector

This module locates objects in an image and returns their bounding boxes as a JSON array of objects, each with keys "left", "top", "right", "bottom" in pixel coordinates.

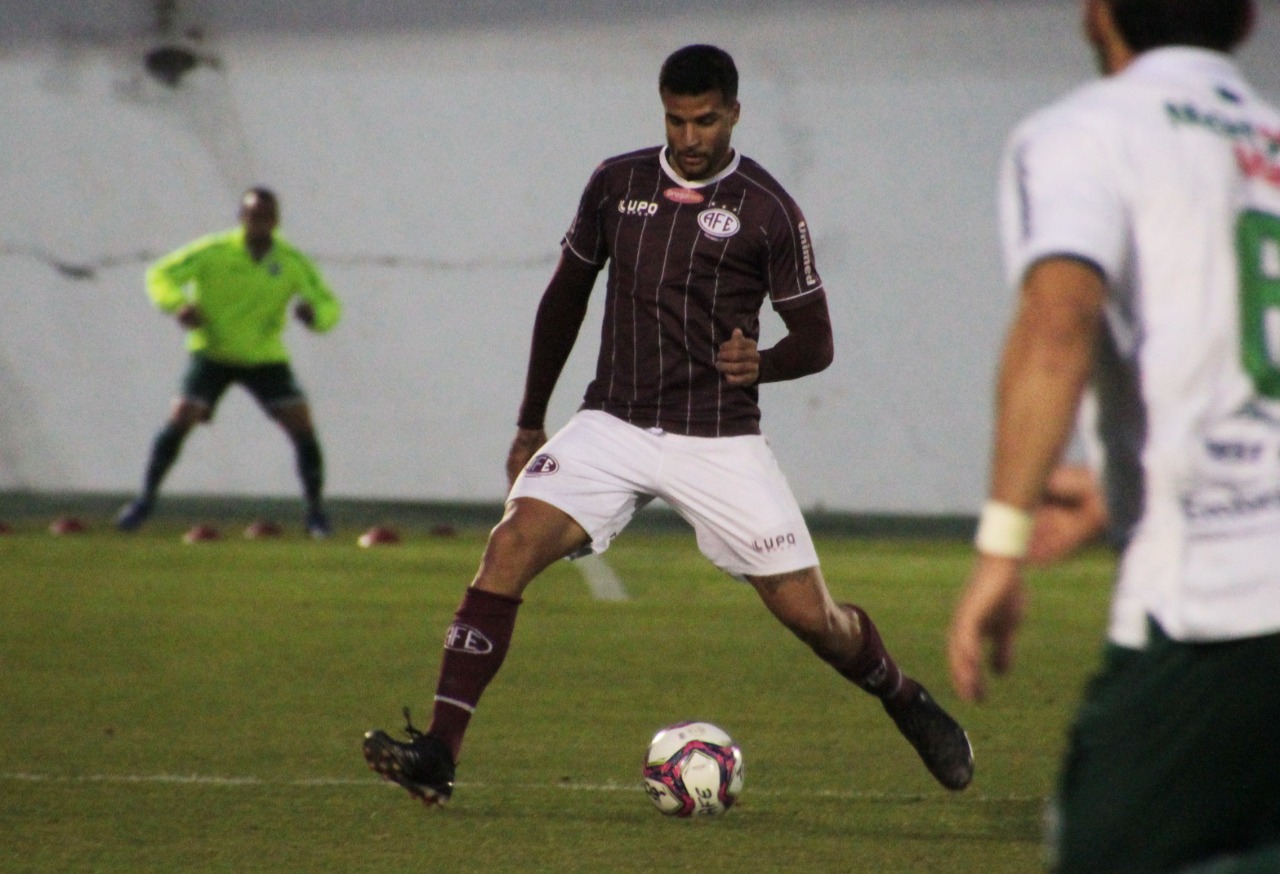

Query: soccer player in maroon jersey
[{"left": 363, "top": 44, "right": 973, "bottom": 804}]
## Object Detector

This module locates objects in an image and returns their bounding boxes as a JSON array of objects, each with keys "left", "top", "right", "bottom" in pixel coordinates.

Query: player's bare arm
[
  {"left": 987, "top": 258, "right": 1103, "bottom": 510},
  {"left": 949, "top": 257, "right": 1104, "bottom": 703}
]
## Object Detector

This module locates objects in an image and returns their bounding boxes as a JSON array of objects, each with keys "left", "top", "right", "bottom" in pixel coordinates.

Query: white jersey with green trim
[{"left": 999, "top": 47, "right": 1280, "bottom": 646}]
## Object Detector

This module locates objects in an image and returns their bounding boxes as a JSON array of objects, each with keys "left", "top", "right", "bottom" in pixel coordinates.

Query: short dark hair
[
  {"left": 659, "top": 44, "right": 738, "bottom": 103},
  {"left": 1108, "top": 0, "right": 1252, "bottom": 53},
  {"left": 242, "top": 186, "right": 278, "bottom": 208}
]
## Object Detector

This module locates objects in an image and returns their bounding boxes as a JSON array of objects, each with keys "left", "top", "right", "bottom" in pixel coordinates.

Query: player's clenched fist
[{"left": 716, "top": 328, "right": 760, "bottom": 386}]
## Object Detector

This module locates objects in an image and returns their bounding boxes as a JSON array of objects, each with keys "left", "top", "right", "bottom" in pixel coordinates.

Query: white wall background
[{"left": 3, "top": 1, "right": 1279, "bottom": 513}]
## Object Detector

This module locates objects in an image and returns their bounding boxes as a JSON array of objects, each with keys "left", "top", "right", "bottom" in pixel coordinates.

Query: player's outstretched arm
[{"left": 949, "top": 257, "right": 1104, "bottom": 703}]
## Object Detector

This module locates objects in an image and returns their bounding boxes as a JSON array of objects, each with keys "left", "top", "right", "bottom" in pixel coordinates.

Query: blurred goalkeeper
[
  {"left": 362, "top": 43, "right": 973, "bottom": 807},
  {"left": 116, "top": 187, "right": 341, "bottom": 538}
]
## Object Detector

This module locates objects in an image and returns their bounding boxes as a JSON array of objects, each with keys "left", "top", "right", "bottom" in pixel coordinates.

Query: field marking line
[
  {"left": 0, "top": 771, "right": 1041, "bottom": 803},
  {"left": 573, "top": 553, "right": 630, "bottom": 601}
]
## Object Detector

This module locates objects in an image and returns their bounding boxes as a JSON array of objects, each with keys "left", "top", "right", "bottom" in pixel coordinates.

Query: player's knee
[
  {"left": 472, "top": 520, "right": 542, "bottom": 597},
  {"left": 272, "top": 404, "right": 314, "bottom": 436},
  {"left": 484, "top": 514, "right": 529, "bottom": 559},
  {"left": 170, "top": 402, "right": 206, "bottom": 429},
  {"left": 475, "top": 501, "right": 588, "bottom": 593}
]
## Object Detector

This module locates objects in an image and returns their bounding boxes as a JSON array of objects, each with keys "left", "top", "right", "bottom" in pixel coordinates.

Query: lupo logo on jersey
[
  {"left": 619, "top": 199, "right": 659, "bottom": 217},
  {"left": 698, "top": 208, "right": 740, "bottom": 239},
  {"left": 525, "top": 453, "right": 559, "bottom": 476},
  {"left": 751, "top": 531, "right": 797, "bottom": 553}
]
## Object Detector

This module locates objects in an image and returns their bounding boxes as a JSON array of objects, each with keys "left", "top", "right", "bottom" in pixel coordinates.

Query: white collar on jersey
[
  {"left": 1122, "top": 46, "right": 1243, "bottom": 89},
  {"left": 659, "top": 147, "right": 741, "bottom": 189}
]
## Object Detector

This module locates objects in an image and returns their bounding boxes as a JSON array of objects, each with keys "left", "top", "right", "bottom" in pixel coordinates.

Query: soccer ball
[{"left": 642, "top": 721, "right": 744, "bottom": 817}]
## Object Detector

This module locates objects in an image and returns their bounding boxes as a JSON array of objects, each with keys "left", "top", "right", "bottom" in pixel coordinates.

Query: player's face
[
  {"left": 240, "top": 194, "right": 279, "bottom": 245},
  {"left": 662, "top": 89, "right": 740, "bottom": 182}
]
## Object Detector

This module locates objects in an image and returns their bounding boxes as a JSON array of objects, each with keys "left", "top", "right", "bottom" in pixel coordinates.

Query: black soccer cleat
[
  {"left": 362, "top": 708, "right": 455, "bottom": 806},
  {"left": 885, "top": 685, "right": 974, "bottom": 791},
  {"left": 116, "top": 498, "right": 153, "bottom": 532},
  {"left": 305, "top": 508, "right": 332, "bottom": 540}
]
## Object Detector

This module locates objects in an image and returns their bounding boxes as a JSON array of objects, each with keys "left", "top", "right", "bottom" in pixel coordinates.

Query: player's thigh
[
  {"left": 243, "top": 363, "right": 309, "bottom": 425},
  {"left": 1052, "top": 630, "right": 1280, "bottom": 873},
  {"left": 178, "top": 354, "right": 234, "bottom": 420},
  {"left": 507, "top": 410, "right": 659, "bottom": 556},
  {"left": 473, "top": 498, "right": 592, "bottom": 597},
  {"left": 660, "top": 433, "right": 818, "bottom": 578}
]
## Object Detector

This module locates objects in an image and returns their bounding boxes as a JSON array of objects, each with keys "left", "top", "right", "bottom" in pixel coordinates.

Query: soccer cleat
[
  {"left": 305, "top": 508, "right": 332, "bottom": 540},
  {"left": 885, "top": 685, "right": 974, "bottom": 791},
  {"left": 362, "top": 708, "right": 455, "bottom": 806},
  {"left": 115, "top": 498, "right": 153, "bottom": 532}
]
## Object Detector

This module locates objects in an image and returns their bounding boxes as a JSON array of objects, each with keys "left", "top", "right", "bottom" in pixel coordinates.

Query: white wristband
[{"left": 974, "top": 500, "right": 1033, "bottom": 559}]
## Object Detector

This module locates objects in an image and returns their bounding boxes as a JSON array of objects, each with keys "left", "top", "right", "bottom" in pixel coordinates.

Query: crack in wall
[{"left": 0, "top": 244, "right": 557, "bottom": 281}]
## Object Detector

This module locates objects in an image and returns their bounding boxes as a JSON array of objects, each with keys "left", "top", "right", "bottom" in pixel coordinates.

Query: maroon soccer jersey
[{"left": 562, "top": 146, "right": 825, "bottom": 437}]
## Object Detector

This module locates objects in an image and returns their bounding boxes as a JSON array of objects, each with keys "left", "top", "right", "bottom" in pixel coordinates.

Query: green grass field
[{"left": 0, "top": 517, "right": 1114, "bottom": 873}]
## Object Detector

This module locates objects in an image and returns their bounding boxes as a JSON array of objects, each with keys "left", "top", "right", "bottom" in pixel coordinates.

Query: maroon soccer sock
[
  {"left": 429, "top": 587, "right": 522, "bottom": 761},
  {"left": 836, "top": 603, "right": 919, "bottom": 709}
]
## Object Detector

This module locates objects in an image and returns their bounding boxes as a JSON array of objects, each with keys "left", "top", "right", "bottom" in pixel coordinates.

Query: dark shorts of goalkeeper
[
  {"left": 180, "top": 353, "right": 306, "bottom": 418},
  {"left": 1049, "top": 620, "right": 1280, "bottom": 873}
]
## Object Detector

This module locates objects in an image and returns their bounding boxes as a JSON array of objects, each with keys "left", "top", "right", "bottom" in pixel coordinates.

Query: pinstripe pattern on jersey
[{"left": 562, "top": 146, "right": 824, "bottom": 437}]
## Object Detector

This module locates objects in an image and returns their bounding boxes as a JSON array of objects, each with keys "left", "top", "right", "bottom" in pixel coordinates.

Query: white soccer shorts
[{"left": 507, "top": 410, "right": 820, "bottom": 578}]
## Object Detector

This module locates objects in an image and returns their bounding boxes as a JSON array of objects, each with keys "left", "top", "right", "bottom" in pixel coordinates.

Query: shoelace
[{"left": 401, "top": 706, "right": 425, "bottom": 742}]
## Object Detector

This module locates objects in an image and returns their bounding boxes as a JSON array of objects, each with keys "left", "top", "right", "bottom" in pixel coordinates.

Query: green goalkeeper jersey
[{"left": 146, "top": 227, "right": 341, "bottom": 365}]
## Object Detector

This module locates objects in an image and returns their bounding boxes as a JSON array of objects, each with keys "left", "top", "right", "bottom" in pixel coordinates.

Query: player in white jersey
[{"left": 949, "top": 1, "right": 1280, "bottom": 871}]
